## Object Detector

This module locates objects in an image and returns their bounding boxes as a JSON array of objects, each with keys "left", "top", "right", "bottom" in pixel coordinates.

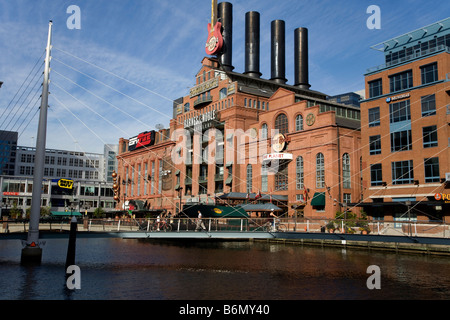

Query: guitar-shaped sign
[{"left": 205, "top": 0, "right": 223, "bottom": 55}]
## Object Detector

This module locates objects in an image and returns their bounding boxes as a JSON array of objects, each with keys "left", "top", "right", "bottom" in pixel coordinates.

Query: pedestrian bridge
[{"left": 2, "top": 217, "right": 450, "bottom": 254}]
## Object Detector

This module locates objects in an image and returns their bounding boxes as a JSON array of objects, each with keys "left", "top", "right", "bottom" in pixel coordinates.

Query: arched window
[
  {"left": 261, "top": 123, "right": 268, "bottom": 140},
  {"left": 343, "top": 153, "right": 351, "bottom": 189},
  {"left": 275, "top": 113, "right": 288, "bottom": 135},
  {"left": 246, "top": 164, "right": 252, "bottom": 193},
  {"left": 219, "top": 88, "right": 227, "bottom": 100},
  {"left": 296, "top": 156, "right": 304, "bottom": 190},
  {"left": 316, "top": 153, "right": 325, "bottom": 188},
  {"left": 295, "top": 114, "right": 304, "bottom": 131}
]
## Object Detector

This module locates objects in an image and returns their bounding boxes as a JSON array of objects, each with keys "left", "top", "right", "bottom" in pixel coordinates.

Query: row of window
[
  {"left": 385, "top": 35, "right": 450, "bottom": 66},
  {"left": 369, "top": 125, "right": 439, "bottom": 155},
  {"left": 369, "top": 96, "right": 438, "bottom": 128},
  {"left": 246, "top": 153, "right": 353, "bottom": 193},
  {"left": 17, "top": 166, "right": 100, "bottom": 180},
  {"left": 124, "top": 161, "right": 162, "bottom": 198},
  {"left": 370, "top": 157, "right": 441, "bottom": 186},
  {"left": 37, "top": 155, "right": 101, "bottom": 168},
  {"left": 368, "top": 62, "right": 439, "bottom": 98},
  {"left": 260, "top": 113, "right": 306, "bottom": 138}
]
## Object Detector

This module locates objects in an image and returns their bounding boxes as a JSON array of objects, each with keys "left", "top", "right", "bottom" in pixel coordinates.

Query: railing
[
  {"left": 366, "top": 45, "right": 450, "bottom": 74},
  {"left": 1, "top": 217, "right": 449, "bottom": 238}
]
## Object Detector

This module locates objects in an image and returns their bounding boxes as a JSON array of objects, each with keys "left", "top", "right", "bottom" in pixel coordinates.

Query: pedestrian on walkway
[{"left": 195, "top": 210, "right": 206, "bottom": 231}]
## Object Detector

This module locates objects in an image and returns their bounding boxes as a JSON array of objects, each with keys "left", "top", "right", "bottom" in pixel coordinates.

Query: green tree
[{"left": 93, "top": 207, "right": 105, "bottom": 218}]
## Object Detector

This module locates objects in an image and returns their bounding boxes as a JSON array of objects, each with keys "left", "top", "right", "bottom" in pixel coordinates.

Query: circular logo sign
[
  {"left": 206, "top": 36, "right": 219, "bottom": 52},
  {"left": 272, "top": 133, "right": 286, "bottom": 152},
  {"left": 306, "top": 113, "right": 315, "bottom": 126},
  {"left": 434, "top": 193, "right": 442, "bottom": 201},
  {"left": 213, "top": 208, "right": 222, "bottom": 214}
]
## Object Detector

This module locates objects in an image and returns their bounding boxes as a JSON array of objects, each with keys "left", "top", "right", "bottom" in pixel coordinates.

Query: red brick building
[
  {"left": 115, "top": 3, "right": 362, "bottom": 219},
  {"left": 359, "top": 18, "right": 450, "bottom": 222}
]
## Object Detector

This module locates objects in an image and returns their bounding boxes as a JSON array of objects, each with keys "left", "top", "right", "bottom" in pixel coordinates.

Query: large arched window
[
  {"left": 343, "top": 153, "right": 351, "bottom": 189},
  {"left": 219, "top": 88, "right": 227, "bottom": 100},
  {"left": 246, "top": 164, "right": 252, "bottom": 193},
  {"left": 295, "top": 114, "right": 304, "bottom": 131},
  {"left": 316, "top": 153, "right": 325, "bottom": 188},
  {"left": 275, "top": 113, "right": 288, "bottom": 135},
  {"left": 296, "top": 156, "right": 304, "bottom": 190}
]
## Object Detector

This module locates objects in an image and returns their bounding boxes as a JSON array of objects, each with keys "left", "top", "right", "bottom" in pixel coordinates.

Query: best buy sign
[{"left": 58, "top": 179, "right": 74, "bottom": 189}]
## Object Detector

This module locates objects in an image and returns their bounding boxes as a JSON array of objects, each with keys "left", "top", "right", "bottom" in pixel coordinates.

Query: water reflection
[{"left": 0, "top": 238, "right": 449, "bottom": 300}]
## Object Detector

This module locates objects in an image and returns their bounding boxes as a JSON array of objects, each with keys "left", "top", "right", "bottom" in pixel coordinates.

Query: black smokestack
[
  {"left": 270, "top": 20, "right": 287, "bottom": 84},
  {"left": 218, "top": 2, "right": 233, "bottom": 71},
  {"left": 294, "top": 27, "right": 310, "bottom": 90},
  {"left": 244, "top": 11, "right": 261, "bottom": 78}
]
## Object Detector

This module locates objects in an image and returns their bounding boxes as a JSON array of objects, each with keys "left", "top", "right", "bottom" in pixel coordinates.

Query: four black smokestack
[
  {"left": 218, "top": 2, "right": 233, "bottom": 71},
  {"left": 294, "top": 27, "right": 310, "bottom": 90},
  {"left": 216, "top": 2, "right": 310, "bottom": 89},
  {"left": 271, "top": 20, "right": 287, "bottom": 84},
  {"left": 244, "top": 11, "right": 261, "bottom": 78}
]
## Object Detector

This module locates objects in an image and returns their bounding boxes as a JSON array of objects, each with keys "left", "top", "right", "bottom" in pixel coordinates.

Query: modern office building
[
  {"left": 116, "top": 3, "right": 362, "bottom": 219},
  {"left": 1, "top": 141, "right": 118, "bottom": 216},
  {"left": 360, "top": 17, "right": 450, "bottom": 222},
  {"left": 0, "top": 130, "right": 18, "bottom": 176},
  {"left": 327, "top": 92, "right": 362, "bottom": 108},
  {"left": 104, "top": 144, "right": 119, "bottom": 183}
]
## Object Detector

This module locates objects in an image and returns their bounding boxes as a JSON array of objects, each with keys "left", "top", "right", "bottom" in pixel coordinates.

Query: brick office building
[
  {"left": 360, "top": 18, "right": 450, "bottom": 222},
  {"left": 116, "top": 3, "right": 362, "bottom": 219}
]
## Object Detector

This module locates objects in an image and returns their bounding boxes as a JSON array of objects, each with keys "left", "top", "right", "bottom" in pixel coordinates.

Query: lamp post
[
  {"left": 405, "top": 200, "right": 411, "bottom": 236},
  {"left": 178, "top": 186, "right": 183, "bottom": 215}
]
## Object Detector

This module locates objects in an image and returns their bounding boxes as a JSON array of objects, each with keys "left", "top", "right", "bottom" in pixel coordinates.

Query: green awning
[
  {"left": 51, "top": 211, "right": 82, "bottom": 217},
  {"left": 182, "top": 204, "right": 248, "bottom": 218},
  {"left": 310, "top": 192, "right": 326, "bottom": 206}
]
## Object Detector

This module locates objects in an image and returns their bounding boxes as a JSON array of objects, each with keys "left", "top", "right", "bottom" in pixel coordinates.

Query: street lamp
[
  {"left": 0, "top": 81, "right": 3, "bottom": 88},
  {"left": 178, "top": 186, "right": 183, "bottom": 216},
  {"left": 405, "top": 200, "right": 412, "bottom": 236}
]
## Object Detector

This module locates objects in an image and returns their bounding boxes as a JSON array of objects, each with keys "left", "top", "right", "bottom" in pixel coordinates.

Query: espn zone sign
[{"left": 129, "top": 131, "right": 155, "bottom": 151}]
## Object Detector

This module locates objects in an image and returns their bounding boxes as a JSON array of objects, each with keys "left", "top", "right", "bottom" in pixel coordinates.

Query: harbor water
[{"left": 0, "top": 237, "right": 449, "bottom": 300}]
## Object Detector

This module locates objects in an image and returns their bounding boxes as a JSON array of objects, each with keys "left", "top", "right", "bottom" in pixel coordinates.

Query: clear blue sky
[{"left": 0, "top": 0, "right": 448, "bottom": 153}]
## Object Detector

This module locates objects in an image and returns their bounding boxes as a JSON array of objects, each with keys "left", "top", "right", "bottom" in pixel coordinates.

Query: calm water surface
[{"left": 0, "top": 238, "right": 449, "bottom": 300}]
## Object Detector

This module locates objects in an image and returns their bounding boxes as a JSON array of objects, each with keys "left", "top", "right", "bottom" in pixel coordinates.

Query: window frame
[
  {"left": 423, "top": 125, "right": 438, "bottom": 148},
  {"left": 316, "top": 153, "right": 325, "bottom": 188},
  {"left": 389, "top": 70, "right": 413, "bottom": 92},
  {"left": 424, "top": 157, "right": 440, "bottom": 183},
  {"left": 421, "top": 94, "right": 436, "bottom": 117},
  {"left": 368, "top": 78, "right": 383, "bottom": 98},
  {"left": 390, "top": 130, "right": 412, "bottom": 152},
  {"left": 368, "top": 107, "right": 380, "bottom": 127},
  {"left": 274, "top": 113, "right": 289, "bottom": 135},
  {"left": 391, "top": 160, "right": 414, "bottom": 185},
  {"left": 420, "top": 62, "right": 438, "bottom": 85},
  {"left": 369, "top": 135, "right": 382, "bottom": 155}
]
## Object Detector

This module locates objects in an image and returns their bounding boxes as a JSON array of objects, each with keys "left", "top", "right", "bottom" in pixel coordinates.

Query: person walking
[{"left": 195, "top": 210, "right": 206, "bottom": 231}]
